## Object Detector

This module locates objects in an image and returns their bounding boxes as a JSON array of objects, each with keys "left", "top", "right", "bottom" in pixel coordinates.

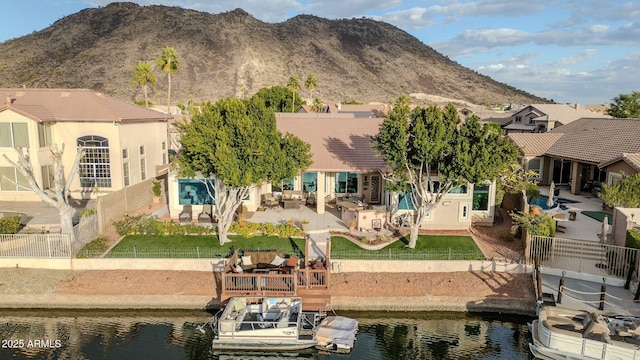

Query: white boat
[
  {"left": 529, "top": 305, "right": 640, "bottom": 360},
  {"left": 210, "top": 296, "right": 357, "bottom": 353}
]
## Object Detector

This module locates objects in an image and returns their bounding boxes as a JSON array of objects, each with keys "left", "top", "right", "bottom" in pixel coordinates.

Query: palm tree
[
  {"left": 156, "top": 47, "right": 179, "bottom": 114},
  {"left": 305, "top": 73, "right": 317, "bottom": 104},
  {"left": 311, "top": 98, "right": 323, "bottom": 112},
  {"left": 287, "top": 75, "right": 300, "bottom": 113},
  {"left": 131, "top": 61, "right": 156, "bottom": 108}
]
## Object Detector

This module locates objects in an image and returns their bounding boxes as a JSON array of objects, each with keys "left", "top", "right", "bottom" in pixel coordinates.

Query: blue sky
[{"left": 1, "top": 0, "right": 639, "bottom": 105}]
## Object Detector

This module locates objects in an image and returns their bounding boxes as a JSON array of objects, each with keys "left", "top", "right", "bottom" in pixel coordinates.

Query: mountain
[{"left": 0, "top": 2, "right": 549, "bottom": 106}]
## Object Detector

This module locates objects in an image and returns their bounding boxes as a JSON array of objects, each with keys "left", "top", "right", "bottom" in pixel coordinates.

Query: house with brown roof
[
  {"left": 503, "top": 104, "right": 609, "bottom": 134},
  {"left": 167, "top": 112, "right": 498, "bottom": 230},
  {"left": 0, "top": 88, "right": 170, "bottom": 202},
  {"left": 508, "top": 118, "right": 640, "bottom": 194}
]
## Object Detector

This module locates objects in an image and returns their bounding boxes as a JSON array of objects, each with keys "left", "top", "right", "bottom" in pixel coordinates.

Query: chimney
[
  {"left": 574, "top": 103, "right": 580, "bottom": 110},
  {"left": 5, "top": 96, "right": 14, "bottom": 105},
  {"left": 336, "top": 103, "right": 341, "bottom": 110}
]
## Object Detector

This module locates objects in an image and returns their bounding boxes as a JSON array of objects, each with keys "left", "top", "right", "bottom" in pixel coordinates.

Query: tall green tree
[
  {"left": 131, "top": 61, "right": 156, "bottom": 108},
  {"left": 287, "top": 75, "right": 300, "bottom": 113},
  {"left": 304, "top": 73, "right": 318, "bottom": 103},
  {"left": 372, "top": 96, "right": 520, "bottom": 248},
  {"left": 156, "top": 47, "right": 179, "bottom": 114},
  {"left": 607, "top": 91, "right": 640, "bottom": 118},
  {"left": 310, "top": 98, "right": 323, "bottom": 112},
  {"left": 177, "top": 96, "right": 312, "bottom": 244},
  {"left": 252, "top": 86, "right": 300, "bottom": 112},
  {"left": 598, "top": 173, "right": 640, "bottom": 208}
]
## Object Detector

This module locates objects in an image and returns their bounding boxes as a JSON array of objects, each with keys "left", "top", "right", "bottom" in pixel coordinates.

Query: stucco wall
[
  {"left": 0, "top": 258, "right": 526, "bottom": 274},
  {"left": 95, "top": 178, "right": 157, "bottom": 233}
]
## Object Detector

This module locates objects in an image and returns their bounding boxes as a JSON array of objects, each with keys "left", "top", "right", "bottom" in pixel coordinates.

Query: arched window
[{"left": 77, "top": 135, "right": 111, "bottom": 188}]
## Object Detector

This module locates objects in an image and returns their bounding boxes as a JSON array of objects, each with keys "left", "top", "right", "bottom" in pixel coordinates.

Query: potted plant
[
  {"left": 152, "top": 180, "right": 162, "bottom": 203},
  {"left": 347, "top": 219, "right": 357, "bottom": 231},
  {"left": 300, "top": 219, "right": 309, "bottom": 231}
]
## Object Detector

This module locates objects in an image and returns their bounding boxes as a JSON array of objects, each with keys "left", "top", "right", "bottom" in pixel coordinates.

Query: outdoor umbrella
[
  {"left": 601, "top": 215, "right": 610, "bottom": 244},
  {"left": 547, "top": 182, "right": 556, "bottom": 208}
]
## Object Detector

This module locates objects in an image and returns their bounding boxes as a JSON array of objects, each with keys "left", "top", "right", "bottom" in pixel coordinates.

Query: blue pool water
[{"left": 529, "top": 195, "right": 579, "bottom": 210}]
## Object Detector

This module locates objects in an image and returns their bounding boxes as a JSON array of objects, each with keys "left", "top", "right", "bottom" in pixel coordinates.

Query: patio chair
[
  {"left": 262, "top": 194, "right": 279, "bottom": 209},
  {"left": 198, "top": 203, "right": 213, "bottom": 223},
  {"left": 179, "top": 205, "right": 193, "bottom": 223}
]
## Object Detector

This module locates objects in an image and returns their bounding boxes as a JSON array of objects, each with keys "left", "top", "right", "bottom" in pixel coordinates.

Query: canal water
[{"left": 0, "top": 310, "right": 535, "bottom": 359}]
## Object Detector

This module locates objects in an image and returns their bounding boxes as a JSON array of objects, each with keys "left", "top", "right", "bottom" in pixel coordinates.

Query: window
[
  {"left": 178, "top": 179, "right": 215, "bottom": 205},
  {"left": 161, "top": 141, "right": 167, "bottom": 165},
  {"left": 459, "top": 204, "right": 469, "bottom": 220},
  {"left": 448, "top": 185, "right": 467, "bottom": 194},
  {"left": 272, "top": 178, "right": 294, "bottom": 192},
  {"left": 139, "top": 145, "right": 145, "bottom": 155},
  {"left": 335, "top": 172, "right": 358, "bottom": 194},
  {"left": 123, "top": 163, "right": 130, "bottom": 186},
  {"left": 472, "top": 184, "right": 490, "bottom": 211},
  {"left": 41, "top": 165, "right": 54, "bottom": 190},
  {"left": 140, "top": 158, "right": 146, "bottom": 181},
  {"left": 303, "top": 172, "right": 317, "bottom": 192},
  {"left": 77, "top": 135, "right": 111, "bottom": 188},
  {"left": 514, "top": 116, "right": 522, "bottom": 123},
  {"left": 398, "top": 192, "right": 414, "bottom": 210},
  {"left": 38, "top": 123, "right": 53, "bottom": 147},
  {"left": 122, "top": 149, "right": 128, "bottom": 159},
  {"left": 526, "top": 158, "right": 542, "bottom": 179},
  {"left": 0, "top": 123, "right": 29, "bottom": 147},
  {"left": 0, "top": 167, "right": 29, "bottom": 191}
]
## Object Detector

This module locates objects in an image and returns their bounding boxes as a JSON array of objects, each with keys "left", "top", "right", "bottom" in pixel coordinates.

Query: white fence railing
[
  {"left": 0, "top": 233, "right": 71, "bottom": 258},
  {"left": 0, "top": 215, "right": 98, "bottom": 259},
  {"left": 526, "top": 234, "right": 639, "bottom": 280}
]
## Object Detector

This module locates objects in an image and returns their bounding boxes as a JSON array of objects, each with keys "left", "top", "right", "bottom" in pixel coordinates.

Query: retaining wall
[{"left": 1, "top": 258, "right": 527, "bottom": 274}]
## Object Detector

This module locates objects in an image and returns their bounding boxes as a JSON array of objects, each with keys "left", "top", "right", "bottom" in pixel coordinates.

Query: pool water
[{"left": 529, "top": 195, "right": 578, "bottom": 210}]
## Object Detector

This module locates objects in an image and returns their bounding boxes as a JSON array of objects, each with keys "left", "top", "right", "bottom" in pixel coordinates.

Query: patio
[
  {"left": 537, "top": 185, "right": 608, "bottom": 242},
  {"left": 249, "top": 203, "right": 348, "bottom": 233}
]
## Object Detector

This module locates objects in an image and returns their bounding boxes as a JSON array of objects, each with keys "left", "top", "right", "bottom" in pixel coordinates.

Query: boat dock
[{"left": 536, "top": 270, "right": 640, "bottom": 316}]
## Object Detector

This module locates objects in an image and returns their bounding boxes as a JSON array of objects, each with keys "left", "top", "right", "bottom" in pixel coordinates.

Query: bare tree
[{"left": 2, "top": 145, "right": 84, "bottom": 243}]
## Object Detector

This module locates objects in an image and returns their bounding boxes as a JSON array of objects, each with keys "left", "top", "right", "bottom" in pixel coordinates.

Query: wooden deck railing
[
  {"left": 220, "top": 249, "right": 331, "bottom": 301},
  {"left": 222, "top": 273, "right": 296, "bottom": 299}
]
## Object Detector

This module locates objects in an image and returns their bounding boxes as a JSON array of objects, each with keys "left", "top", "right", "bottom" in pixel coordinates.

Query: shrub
[
  {"left": 76, "top": 236, "right": 109, "bottom": 258},
  {"left": 112, "top": 215, "right": 216, "bottom": 236},
  {"left": 0, "top": 216, "right": 21, "bottom": 234},
  {"left": 510, "top": 211, "right": 555, "bottom": 237},
  {"left": 627, "top": 229, "right": 640, "bottom": 249}
]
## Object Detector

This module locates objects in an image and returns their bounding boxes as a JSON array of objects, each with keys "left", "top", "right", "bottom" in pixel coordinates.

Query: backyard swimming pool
[{"left": 529, "top": 195, "right": 579, "bottom": 210}]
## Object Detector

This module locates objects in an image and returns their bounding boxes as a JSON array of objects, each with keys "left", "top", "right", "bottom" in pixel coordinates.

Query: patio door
[
  {"left": 552, "top": 159, "right": 572, "bottom": 184},
  {"left": 363, "top": 174, "right": 381, "bottom": 204}
]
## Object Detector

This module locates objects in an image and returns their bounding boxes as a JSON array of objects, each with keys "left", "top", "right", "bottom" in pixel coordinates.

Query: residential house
[
  {"left": 299, "top": 102, "right": 389, "bottom": 118},
  {"left": 508, "top": 118, "right": 640, "bottom": 195},
  {"left": 0, "top": 88, "right": 170, "bottom": 202},
  {"left": 168, "top": 112, "right": 497, "bottom": 230},
  {"left": 503, "top": 104, "right": 609, "bottom": 134}
]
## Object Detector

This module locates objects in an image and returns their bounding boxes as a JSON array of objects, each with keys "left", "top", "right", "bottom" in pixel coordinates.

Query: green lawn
[
  {"left": 80, "top": 233, "right": 483, "bottom": 260},
  {"left": 92, "top": 235, "right": 306, "bottom": 258},
  {"left": 331, "top": 235, "right": 485, "bottom": 260}
]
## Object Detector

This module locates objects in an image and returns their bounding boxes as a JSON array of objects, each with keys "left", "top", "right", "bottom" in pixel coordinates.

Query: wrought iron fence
[
  {"left": 331, "top": 248, "right": 485, "bottom": 260},
  {"left": 76, "top": 246, "right": 232, "bottom": 259}
]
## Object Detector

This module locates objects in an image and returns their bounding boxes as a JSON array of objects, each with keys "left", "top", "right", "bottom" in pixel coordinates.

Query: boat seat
[{"left": 277, "top": 311, "right": 290, "bottom": 328}]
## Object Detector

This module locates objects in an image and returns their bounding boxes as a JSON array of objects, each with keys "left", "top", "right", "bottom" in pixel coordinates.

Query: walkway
[{"left": 539, "top": 272, "right": 640, "bottom": 316}]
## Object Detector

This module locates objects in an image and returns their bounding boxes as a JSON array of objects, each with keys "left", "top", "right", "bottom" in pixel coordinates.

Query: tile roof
[
  {"left": 546, "top": 118, "right": 640, "bottom": 164},
  {"left": 276, "top": 113, "right": 386, "bottom": 172},
  {"left": 598, "top": 153, "right": 640, "bottom": 172},
  {"left": 519, "top": 104, "right": 610, "bottom": 125},
  {"left": 507, "top": 133, "right": 564, "bottom": 156},
  {"left": 0, "top": 88, "right": 169, "bottom": 123}
]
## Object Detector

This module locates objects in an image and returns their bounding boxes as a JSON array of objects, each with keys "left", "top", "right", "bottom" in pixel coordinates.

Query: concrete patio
[
  {"left": 247, "top": 203, "right": 348, "bottom": 233},
  {"left": 537, "top": 185, "right": 608, "bottom": 243}
]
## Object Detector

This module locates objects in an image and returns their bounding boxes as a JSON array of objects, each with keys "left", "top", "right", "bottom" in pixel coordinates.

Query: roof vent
[{"left": 5, "top": 96, "right": 14, "bottom": 105}]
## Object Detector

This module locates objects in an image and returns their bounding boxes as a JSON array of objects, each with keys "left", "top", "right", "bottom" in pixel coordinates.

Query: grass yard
[
  {"left": 94, "top": 235, "right": 306, "bottom": 258},
  {"left": 331, "top": 235, "right": 485, "bottom": 260}
]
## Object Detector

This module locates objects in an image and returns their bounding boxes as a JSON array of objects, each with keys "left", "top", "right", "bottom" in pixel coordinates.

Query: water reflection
[{"left": 0, "top": 310, "right": 534, "bottom": 359}]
